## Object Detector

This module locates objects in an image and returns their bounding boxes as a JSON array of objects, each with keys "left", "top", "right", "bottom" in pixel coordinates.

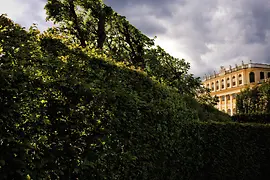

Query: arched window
[
  {"left": 238, "top": 74, "right": 242, "bottom": 85},
  {"left": 260, "top": 72, "right": 265, "bottom": 79},
  {"left": 227, "top": 109, "right": 231, "bottom": 115},
  {"left": 206, "top": 83, "right": 210, "bottom": 89},
  {"left": 221, "top": 79, "right": 225, "bottom": 89},
  {"left": 249, "top": 72, "right": 255, "bottom": 83},
  {"left": 211, "top": 82, "right": 214, "bottom": 91},
  {"left": 233, "top": 108, "right": 236, "bottom": 115},
  {"left": 232, "top": 76, "right": 236, "bottom": 86},
  {"left": 227, "top": 77, "right": 230, "bottom": 87},
  {"left": 216, "top": 80, "right": 219, "bottom": 90},
  {"left": 226, "top": 95, "right": 230, "bottom": 100}
]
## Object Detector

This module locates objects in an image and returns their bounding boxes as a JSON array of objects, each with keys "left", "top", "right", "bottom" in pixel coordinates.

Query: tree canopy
[
  {"left": 44, "top": 0, "right": 210, "bottom": 97},
  {"left": 236, "top": 81, "right": 270, "bottom": 114}
]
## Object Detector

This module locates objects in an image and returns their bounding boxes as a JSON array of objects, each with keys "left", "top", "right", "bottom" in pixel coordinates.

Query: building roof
[{"left": 203, "top": 61, "right": 270, "bottom": 82}]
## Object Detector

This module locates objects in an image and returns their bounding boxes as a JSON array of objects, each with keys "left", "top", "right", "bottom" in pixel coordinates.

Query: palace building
[{"left": 202, "top": 61, "right": 270, "bottom": 116}]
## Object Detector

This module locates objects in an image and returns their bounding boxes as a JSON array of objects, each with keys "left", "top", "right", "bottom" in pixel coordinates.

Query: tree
[
  {"left": 44, "top": 0, "right": 203, "bottom": 97},
  {"left": 258, "top": 80, "right": 270, "bottom": 113},
  {"left": 45, "top": 0, "right": 113, "bottom": 49},
  {"left": 144, "top": 46, "right": 202, "bottom": 96},
  {"left": 236, "top": 81, "right": 270, "bottom": 114},
  {"left": 195, "top": 87, "right": 219, "bottom": 107}
]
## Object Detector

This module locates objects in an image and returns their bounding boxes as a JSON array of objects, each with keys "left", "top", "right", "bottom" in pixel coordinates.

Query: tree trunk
[
  {"left": 68, "top": 0, "right": 86, "bottom": 48},
  {"left": 97, "top": 13, "right": 106, "bottom": 49}
]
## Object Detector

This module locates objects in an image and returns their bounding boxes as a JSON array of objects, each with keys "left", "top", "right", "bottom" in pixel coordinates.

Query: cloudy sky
[{"left": 1, "top": 0, "right": 270, "bottom": 77}]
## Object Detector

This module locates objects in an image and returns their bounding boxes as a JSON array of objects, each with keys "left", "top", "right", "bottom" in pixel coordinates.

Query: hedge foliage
[
  {"left": 174, "top": 121, "right": 270, "bottom": 180},
  {"left": 0, "top": 15, "right": 229, "bottom": 179},
  {"left": 1, "top": 15, "right": 269, "bottom": 180},
  {"left": 232, "top": 113, "right": 270, "bottom": 123}
]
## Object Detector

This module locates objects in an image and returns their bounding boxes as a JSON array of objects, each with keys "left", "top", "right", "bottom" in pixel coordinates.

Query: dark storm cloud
[
  {"left": 103, "top": 0, "right": 181, "bottom": 36},
  {"left": 104, "top": 0, "right": 185, "bottom": 18},
  {"left": 131, "top": 17, "right": 167, "bottom": 36},
  {"left": 104, "top": 0, "right": 270, "bottom": 77},
  {"left": 239, "top": 0, "right": 270, "bottom": 44}
]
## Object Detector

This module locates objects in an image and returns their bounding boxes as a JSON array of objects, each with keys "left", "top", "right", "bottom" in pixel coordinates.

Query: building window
[
  {"left": 227, "top": 109, "right": 231, "bottom": 115},
  {"left": 260, "top": 72, "right": 265, "bottom": 80},
  {"left": 232, "top": 93, "right": 236, "bottom": 99},
  {"left": 216, "top": 81, "right": 219, "bottom": 90},
  {"left": 221, "top": 79, "right": 225, "bottom": 89},
  {"left": 226, "top": 95, "right": 230, "bottom": 100},
  {"left": 221, "top": 95, "right": 225, "bottom": 101},
  {"left": 211, "top": 82, "right": 214, "bottom": 91},
  {"left": 227, "top": 77, "right": 230, "bottom": 87},
  {"left": 232, "top": 76, "right": 236, "bottom": 86},
  {"left": 249, "top": 72, "right": 255, "bottom": 83},
  {"left": 238, "top": 74, "right": 242, "bottom": 85},
  {"left": 268, "top": 72, "right": 270, "bottom": 78},
  {"left": 233, "top": 108, "right": 236, "bottom": 115},
  {"left": 206, "top": 83, "right": 210, "bottom": 89}
]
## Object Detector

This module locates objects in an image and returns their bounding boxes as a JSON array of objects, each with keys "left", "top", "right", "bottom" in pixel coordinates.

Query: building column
[
  {"left": 243, "top": 72, "right": 246, "bottom": 85},
  {"left": 255, "top": 71, "right": 259, "bottom": 83}
]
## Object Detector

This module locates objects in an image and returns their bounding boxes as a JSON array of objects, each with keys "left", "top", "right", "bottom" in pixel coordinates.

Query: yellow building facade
[{"left": 202, "top": 62, "right": 270, "bottom": 116}]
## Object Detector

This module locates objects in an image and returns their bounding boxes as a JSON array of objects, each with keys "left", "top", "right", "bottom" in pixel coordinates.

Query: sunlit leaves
[
  {"left": 236, "top": 81, "right": 270, "bottom": 114},
  {"left": 45, "top": 0, "right": 67, "bottom": 23}
]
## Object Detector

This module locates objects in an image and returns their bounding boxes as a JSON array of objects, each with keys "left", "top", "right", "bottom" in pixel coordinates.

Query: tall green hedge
[
  {"left": 173, "top": 122, "right": 270, "bottom": 180},
  {"left": 232, "top": 113, "right": 270, "bottom": 123},
  {"left": 0, "top": 15, "right": 195, "bottom": 179},
  {"left": 1, "top": 15, "right": 269, "bottom": 180}
]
